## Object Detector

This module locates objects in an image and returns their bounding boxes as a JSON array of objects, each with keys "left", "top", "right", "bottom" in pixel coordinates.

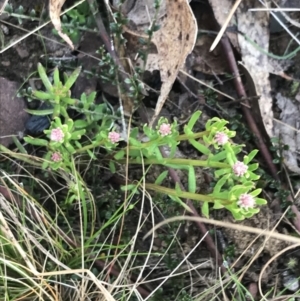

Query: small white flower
[
  {"left": 158, "top": 123, "right": 172, "bottom": 136},
  {"left": 50, "top": 128, "right": 64, "bottom": 142},
  {"left": 232, "top": 161, "right": 248, "bottom": 177},
  {"left": 214, "top": 132, "right": 229, "bottom": 145}
]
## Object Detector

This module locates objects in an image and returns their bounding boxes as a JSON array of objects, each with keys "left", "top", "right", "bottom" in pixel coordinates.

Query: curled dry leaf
[
  {"left": 49, "top": 0, "right": 74, "bottom": 49},
  {"left": 149, "top": 0, "right": 197, "bottom": 126}
]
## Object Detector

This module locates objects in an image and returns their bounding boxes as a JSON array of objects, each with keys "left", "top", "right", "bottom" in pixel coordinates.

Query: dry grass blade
[
  {"left": 210, "top": 0, "right": 242, "bottom": 51},
  {"left": 258, "top": 243, "right": 300, "bottom": 301},
  {"left": 143, "top": 215, "right": 300, "bottom": 244},
  {"left": 49, "top": 0, "right": 74, "bottom": 49},
  {"left": 0, "top": 0, "right": 8, "bottom": 14}
]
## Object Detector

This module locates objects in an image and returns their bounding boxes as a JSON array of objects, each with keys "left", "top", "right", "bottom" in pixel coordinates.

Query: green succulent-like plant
[{"left": 22, "top": 63, "right": 267, "bottom": 219}]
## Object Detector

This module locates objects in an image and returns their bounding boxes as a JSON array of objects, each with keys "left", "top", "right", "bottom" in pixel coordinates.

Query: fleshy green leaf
[
  {"left": 188, "top": 166, "right": 196, "bottom": 193},
  {"left": 114, "top": 150, "right": 125, "bottom": 160},
  {"left": 63, "top": 97, "right": 77, "bottom": 105},
  {"left": 74, "top": 120, "right": 88, "bottom": 128},
  {"left": 255, "top": 198, "right": 267, "bottom": 205},
  {"left": 24, "top": 136, "right": 48, "bottom": 146},
  {"left": 169, "top": 195, "right": 193, "bottom": 213},
  {"left": 64, "top": 66, "right": 82, "bottom": 90},
  {"left": 213, "top": 175, "right": 229, "bottom": 194},
  {"left": 248, "top": 163, "right": 259, "bottom": 172},
  {"left": 250, "top": 189, "right": 262, "bottom": 197},
  {"left": 25, "top": 108, "right": 53, "bottom": 116},
  {"left": 65, "top": 142, "right": 76, "bottom": 154},
  {"left": 247, "top": 171, "right": 260, "bottom": 181},
  {"left": 187, "top": 111, "right": 201, "bottom": 131},
  {"left": 201, "top": 202, "right": 209, "bottom": 218},
  {"left": 244, "top": 149, "right": 259, "bottom": 164},
  {"left": 175, "top": 182, "right": 182, "bottom": 195},
  {"left": 129, "top": 137, "right": 142, "bottom": 147},
  {"left": 209, "top": 150, "right": 228, "bottom": 162},
  {"left": 213, "top": 200, "right": 224, "bottom": 209},
  {"left": 32, "top": 90, "right": 53, "bottom": 100},
  {"left": 37, "top": 63, "right": 53, "bottom": 92},
  {"left": 121, "top": 184, "right": 138, "bottom": 193},
  {"left": 189, "top": 139, "right": 210, "bottom": 155},
  {"left": 66, "top": 119, "right": 74, "bottom": 131},
  {"left": 214, "top": 168, "right": 230, "bottom": 178},
  {"left": 109, "top": 160, "right": 116, "bottom": 173},
  {"left": 86, "top": 91, "right": 97, "bottom": 105},
  {"left": 70, "top": 130, "right": 85, "bottom": 140},
  {"left": 87, "top": 149, "right": 96, "bottom": 160},
  {"left": 155, "top": 171, "right": 169, "bottom": 185},
  {"left": 53, "top": 67, "right": 60, "bottom": 86}
]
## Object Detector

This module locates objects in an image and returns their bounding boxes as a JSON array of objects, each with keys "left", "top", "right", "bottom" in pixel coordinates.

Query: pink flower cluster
[
  {"left": 158, "top": 123, "right": 172, "bottom": 136},
  {"left": 108, "top": 131, "right": 120, "bottom": 143},
  {"left": 237, "top": 193, "right": 255, "bottom": 210},
  {"left": 50, "top": 128, "right": 64, "bottom": 142},
  {"left": 232, "top": 161, "right": 248, "bottom": 177},
  {"left": 51, "top": 152, "right": 62, "bottom": 162},
  {"left": 214, "top": 132, "right": 229, "bottom": 145}
]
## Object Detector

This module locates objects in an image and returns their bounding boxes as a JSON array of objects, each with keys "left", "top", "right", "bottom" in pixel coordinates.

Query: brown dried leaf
[
  {"left": 49, "top": 0, "right": 74, "bottom": 49},
  {"left": 150, "top": 0, "right": 197, "bottom": 126}
]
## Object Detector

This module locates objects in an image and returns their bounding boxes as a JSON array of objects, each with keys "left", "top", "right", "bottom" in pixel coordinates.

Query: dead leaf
[
  {"left": 149, "top": 0, "right": 197, "bottom": 126},
  {"left": 49, "top": 0, "right": 74, "bottom": 49}
]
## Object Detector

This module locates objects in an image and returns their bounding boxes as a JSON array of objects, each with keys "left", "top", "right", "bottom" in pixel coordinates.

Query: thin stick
[{"left": 210, "top": 0, "right": 242, "bottom": 51}]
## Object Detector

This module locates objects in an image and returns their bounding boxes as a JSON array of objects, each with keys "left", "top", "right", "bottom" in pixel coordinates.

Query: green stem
[
  {"left": 145, "top": 183, "right": 231, "bottom": 205},
  {"left": 176, "top": 131, "right": 209, "bottom": 141},
  {"left": 76, "top": 130, "right": 210, "bottom": 154},
  {"left": 129, "top": 131, "right": 210, "bottom": 150},
  {"left": 75, "top": 141, "right": 103, "bottom": 153},
  {"left": 123, "top": 157, "right": 230, "bottom": 169}
]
